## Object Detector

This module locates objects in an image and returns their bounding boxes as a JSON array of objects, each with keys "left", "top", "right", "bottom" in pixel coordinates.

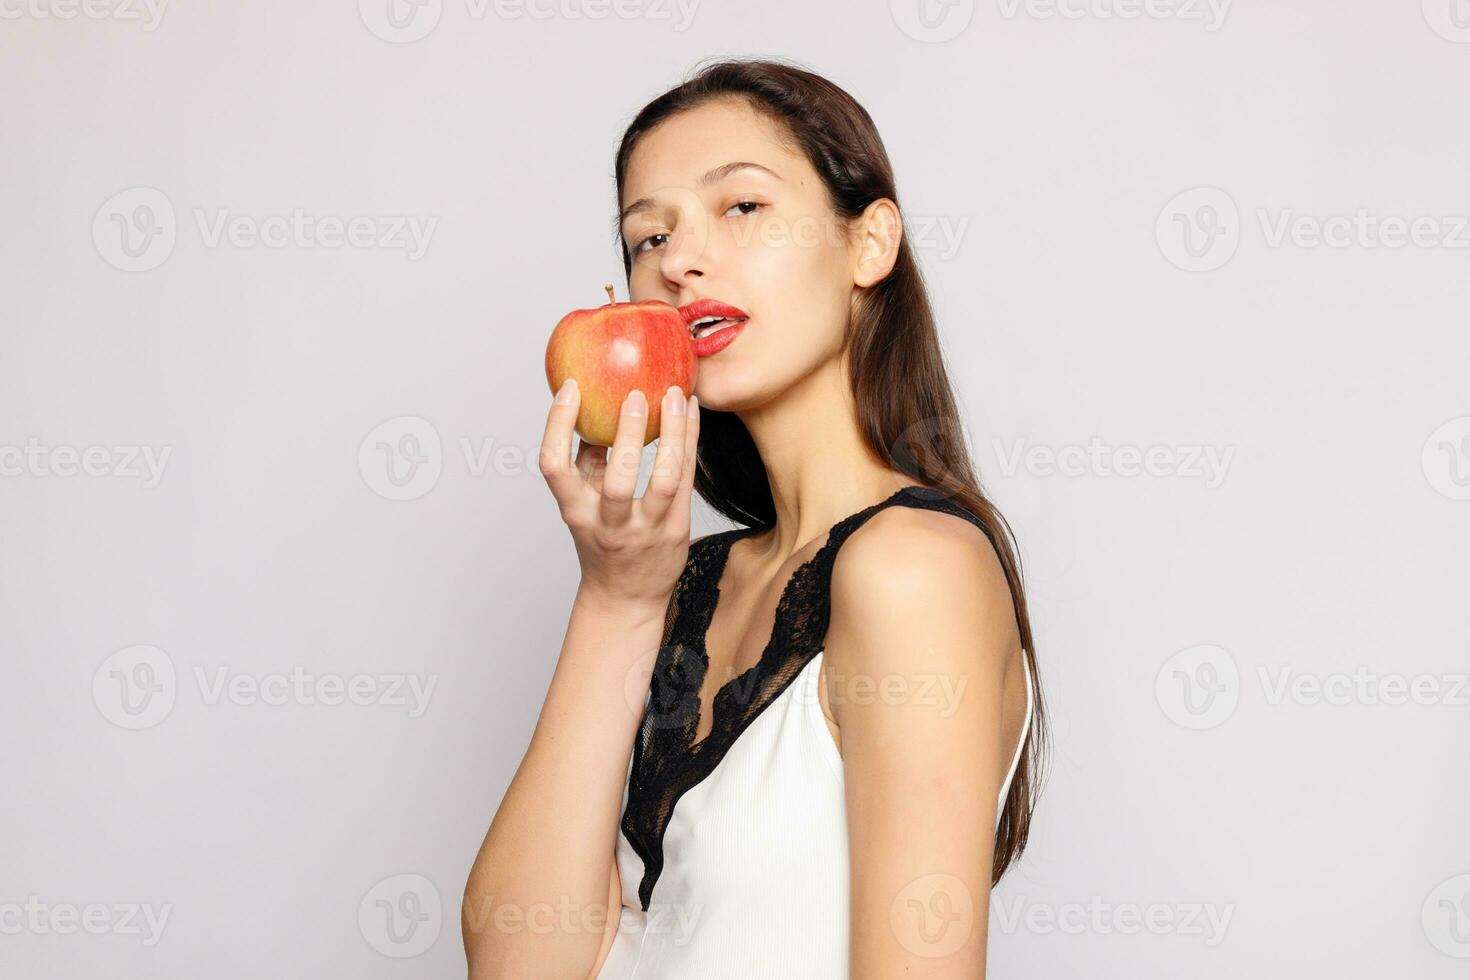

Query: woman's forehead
[{"left": 623, "top": 103, "right": 802, "bottom": 197}]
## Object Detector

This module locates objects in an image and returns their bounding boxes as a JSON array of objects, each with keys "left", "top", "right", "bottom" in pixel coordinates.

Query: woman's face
[{"left": 619, "top": 99, "right": 860, "bottom": 411}]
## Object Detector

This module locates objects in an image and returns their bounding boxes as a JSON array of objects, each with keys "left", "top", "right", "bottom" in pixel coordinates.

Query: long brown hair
[{"left": 611, "top": 57, "right": 1047, "bottom": 885}]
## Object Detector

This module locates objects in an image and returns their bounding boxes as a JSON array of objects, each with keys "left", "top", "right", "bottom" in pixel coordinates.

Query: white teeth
[{"left": 690, "top": 315, "right": 744, "bottom": 339}]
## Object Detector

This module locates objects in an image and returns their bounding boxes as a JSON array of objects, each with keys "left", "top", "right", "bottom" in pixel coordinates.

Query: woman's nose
[{"left": 657, "top": 200, "right": 713, "bottom": 281}]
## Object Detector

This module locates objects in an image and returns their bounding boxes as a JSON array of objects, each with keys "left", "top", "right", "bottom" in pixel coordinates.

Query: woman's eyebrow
[{"left": 620, "top": 161, "right": 783, "bottom": 224}]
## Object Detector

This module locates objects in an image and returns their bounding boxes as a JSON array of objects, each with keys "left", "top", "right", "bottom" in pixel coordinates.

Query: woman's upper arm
[{"left": 825, "top": 506, "right": 1021, "bottom": 979}]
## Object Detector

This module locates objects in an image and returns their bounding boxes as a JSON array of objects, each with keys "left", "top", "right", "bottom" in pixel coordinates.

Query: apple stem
[{"left": 604, "top": 283, "right": 615, "bottom": 305}]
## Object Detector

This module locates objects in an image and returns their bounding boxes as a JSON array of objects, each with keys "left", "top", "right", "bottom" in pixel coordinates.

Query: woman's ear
[{"left": 850, "top": 198, "right": 903, "bottom": 288}]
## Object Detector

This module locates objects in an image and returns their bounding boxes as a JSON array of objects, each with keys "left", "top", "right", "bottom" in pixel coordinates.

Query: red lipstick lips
[{"left": 678, "top": 298, "right": 749, "bottom": 358}]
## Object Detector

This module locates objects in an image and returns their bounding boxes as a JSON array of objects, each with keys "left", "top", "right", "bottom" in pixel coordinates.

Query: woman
[{"left": 465, "top": 57, "right": 1047, "bottom": 979}]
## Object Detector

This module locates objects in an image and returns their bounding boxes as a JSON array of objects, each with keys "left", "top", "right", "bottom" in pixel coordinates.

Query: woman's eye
[
  {"left": 630, "top": 203, "right": 762, "bottom": 256},
  {"left": 631, "top": 232, "right": 668, "bottom": 257}
]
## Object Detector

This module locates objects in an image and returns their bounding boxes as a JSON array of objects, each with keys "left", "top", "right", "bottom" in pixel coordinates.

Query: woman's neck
[{"left": 734, "top": 356, "right": 918, "bottom": 564}]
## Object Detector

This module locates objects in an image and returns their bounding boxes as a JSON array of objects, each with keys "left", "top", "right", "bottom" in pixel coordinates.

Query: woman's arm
[
  {"left": 463, "top": 381, "right": 700, "bottom": 980},
  {"left": 825, "top": 505, "right": 1023, "bottom": 979},
  {"left": 462, "top": 587, "right": 666, "bottom": 980}
]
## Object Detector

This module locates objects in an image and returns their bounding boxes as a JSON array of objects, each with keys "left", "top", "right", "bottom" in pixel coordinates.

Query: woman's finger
[
  {"left": 599, "top": 388, "right": 647, "bottom": 527},
  {"left": 666, "top": 393, "right": 699, "bottom": 533},
  {"left": 538, "top": 378, "right": 583, "bottom": 509},
  {"left": 641, "top": 385, "right": 686, "bottom": 525}
]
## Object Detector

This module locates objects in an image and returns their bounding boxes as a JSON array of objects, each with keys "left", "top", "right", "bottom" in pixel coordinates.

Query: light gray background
[{"left": 3, "top": 1, "right": 1467, "bottom": 977}]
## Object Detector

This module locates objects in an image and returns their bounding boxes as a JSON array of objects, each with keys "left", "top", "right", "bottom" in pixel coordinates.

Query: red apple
[{"left": 545, "top": 284, "right": 696, "bottom": 447}]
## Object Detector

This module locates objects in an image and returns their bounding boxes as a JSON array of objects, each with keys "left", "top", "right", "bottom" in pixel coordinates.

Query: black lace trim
[{"left": 618, "top": 485, "right": 993, "bottom": 911}]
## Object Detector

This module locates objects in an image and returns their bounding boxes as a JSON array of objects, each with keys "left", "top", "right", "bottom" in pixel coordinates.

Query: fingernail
[
  {"left": 627, "top": 389, "right": 646, "bottom": 418},
  {"left": 666, "top": 386, "right": 685, "bottom": 416},
  {"left": 555, "top": 378, "right": 576, "bottom": 404},
  {"left": 688, "top": 394, "right": 698, "bottom": 419}
]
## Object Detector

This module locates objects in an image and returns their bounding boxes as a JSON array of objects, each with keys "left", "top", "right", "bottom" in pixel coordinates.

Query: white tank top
[{"left": 597, "top": 486, "right": 1035, "bottom": 979}]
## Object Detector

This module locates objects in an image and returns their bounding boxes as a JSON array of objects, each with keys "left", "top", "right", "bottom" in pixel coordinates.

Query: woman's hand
[{"left": 538, "top": 380, "right": 700, "bottom": 612}]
